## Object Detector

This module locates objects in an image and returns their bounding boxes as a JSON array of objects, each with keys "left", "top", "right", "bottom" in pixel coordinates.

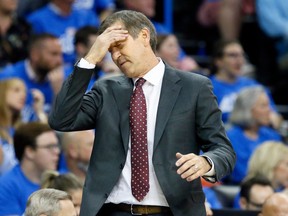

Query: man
[
  {"left": 259, "top": 192, "right": 288, "bottom": 216},
  {"left": 237, "top": 175, "right": 274, "bottom": 210},
  {"left": 0, "top": 33, "right": 71, "bottom": 122},
  {"left": 49, "top": 10, "right": 236, "bottom": 216},
  {"left": 0, "top": 122, "right": 60, "bottom": 215},
  {"left": 60, "top": 130, "right": 94, "bottom": 183},
  {"left": 25, "top": 188, "right": 77, "bottom": 216}
]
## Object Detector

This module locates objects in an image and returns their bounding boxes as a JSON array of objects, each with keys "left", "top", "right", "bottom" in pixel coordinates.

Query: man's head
[
  {"left": 14, "top": 122, "right": 60, "bottom": 171},
  {"left": 25, "top": 188, "right": 76, "bottom": 216},
  {"left": 28, "top": 33, "right": 63, "bottom": 82},
  {"left": 239, "top": 175, "right": 274, "bottom": 211},
  {"left": 61, "top": 130, "right": 94, "bottom": 180},
  {"left": 74, "top": 26, "right": 99, "bottom": 59},
  {"left": 259, "top": 193, "right": 288, "bottom": 216},
  {"left": 98, "top": 10, "right": 158, "bottom": 78}
]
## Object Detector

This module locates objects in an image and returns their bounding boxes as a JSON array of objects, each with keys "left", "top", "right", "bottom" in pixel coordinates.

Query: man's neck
[{"left": 21, "top": 161, "right": 42, "bottom": 184}]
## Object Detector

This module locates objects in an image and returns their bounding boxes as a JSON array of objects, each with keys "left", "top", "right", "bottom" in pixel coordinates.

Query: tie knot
[{"left": 135, "top": 78, "right": 146, "bottom": 88}]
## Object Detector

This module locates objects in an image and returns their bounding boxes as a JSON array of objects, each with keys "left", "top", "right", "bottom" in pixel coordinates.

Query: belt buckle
[{"left": 130, "top": 204, "right": 143, "bottom": 215}]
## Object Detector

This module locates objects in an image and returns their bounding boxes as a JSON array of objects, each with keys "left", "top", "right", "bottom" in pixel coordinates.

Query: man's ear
[{"left": 140, "top": 28, "right": 150, "bottom": 47}]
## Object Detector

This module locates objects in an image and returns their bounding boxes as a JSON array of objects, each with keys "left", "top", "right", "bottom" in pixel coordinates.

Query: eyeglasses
[{"left": 35, "top": 144, "right": 61, "bottom": 151}]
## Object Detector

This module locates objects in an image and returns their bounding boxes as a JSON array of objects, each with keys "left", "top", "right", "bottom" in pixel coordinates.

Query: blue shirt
[
  {"left": 0, "top": 60, "right": 72, "bottom": 122},
  {"left": 226, "top": 125, "right": 282, "bottom": 184},
  {"left": 0, "top": 165, "right": 40, "bottom": 215},
  {"left": 27, "top": 3, "right": 99, "bottom": 66},
  {"left": 210, "top": 75, "right": 276, "bottom": 123}
]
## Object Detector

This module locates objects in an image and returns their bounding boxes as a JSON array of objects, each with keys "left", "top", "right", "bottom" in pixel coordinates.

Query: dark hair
[
  {"left": 27, "top": 33, "right": 58, "bottom": 53},
  {"left": 212, "top": 39, "right": 241, "bottom": 59},
  {"left": 99, "top": 10, "right": 157, "bottom": 52},
  {"left": 14, "top": 122, "right": 53, "bottom": 161},
  {"left": 156, "top": 34, "right": 170, "bottom": 51},
  {"left": 240, "top": 175, "right": 273, "bottom": 201},
  {"left": 74, "top": 26, "right": 99, "bottom": 46}
]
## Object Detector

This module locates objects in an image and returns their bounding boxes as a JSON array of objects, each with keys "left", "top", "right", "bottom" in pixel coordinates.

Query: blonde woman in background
[
  {"left": 247, "top": 141, "right": 288, "bottom": 191},
  {"left": 0, "top": 78, "right": 47, "bottom": 175},
  {"left": 41, "top": 170, "right": 83, "bottom": 216}
]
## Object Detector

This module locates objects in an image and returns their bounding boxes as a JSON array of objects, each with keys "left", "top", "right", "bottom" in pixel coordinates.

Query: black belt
[{"left": 104, "top": 203, "right": 172, "bottom": 215}]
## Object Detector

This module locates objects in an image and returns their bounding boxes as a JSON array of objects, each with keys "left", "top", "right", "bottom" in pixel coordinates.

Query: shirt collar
[{"left": 133, "top": 58, "right": 165, "bottom": 87}]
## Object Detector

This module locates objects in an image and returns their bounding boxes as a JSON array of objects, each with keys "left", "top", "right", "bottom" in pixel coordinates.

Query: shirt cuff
[
  {"left": 77, "top": 58, "right": 96, "bottom": 69},
  {"left": 202, "top": 156, "right": 215, "bottom": 176}
]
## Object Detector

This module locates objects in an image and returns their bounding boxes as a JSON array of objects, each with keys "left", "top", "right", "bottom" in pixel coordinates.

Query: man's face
[
  {"left": 33, "top": 38, "right": 63, "bottom": 80},
  {"left": 33, "top": 131, "right": 60, "bottom": 172},
  {"left": 216, "top": 43, "right": 245, "bottom": 79},
  {"left": 108, "top": 22, "right": 150, "bottom": 78}
]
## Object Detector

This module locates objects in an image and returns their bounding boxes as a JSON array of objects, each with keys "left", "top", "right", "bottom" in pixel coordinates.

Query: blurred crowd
[{"left": 0, "top": 0, "right": 288, "bottom": 215}]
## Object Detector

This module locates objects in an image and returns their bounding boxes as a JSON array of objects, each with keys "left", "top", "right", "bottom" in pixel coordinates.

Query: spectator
[
  {"left": 247, "top": 141, "right": 288, "bottom": 191},
  {"left": 210, "top": 39, "right": 283, "bottom": 129},
  {"left": 0, "top": 122, "right": 60, "bottom": 215},
  {"left": 26, "top": 0, "right": 99, "bottom": 67},
  {"left": 236, "top": 175, "right": 274, "bottom": 210},
  {"left": 0, "top": 78, "right": 26, "bottom": 175},
  {"left": 156, "top": 34, "right": 199, "bottom": 72},
  {"left": 259, "top": 192, "right": 288, "bottom": 216},
  {"left": 0, "top": 33, "right": 71, "bottom": 122},
  {"left": 25, "top": 188, "right": 76, "bottom": 216},
  {"left": 16, "top": 0, "right": 48, "bottom": 18},
  {"left": 0, "top": 0, "right": 32, "bottom": 69},
  {"left": 41, "top": 170, "right": 83, "bottom": 216},
  {"left": 224, "top": 86, "right": 282, "bottom": 184},
  {"left": 60, "top": 130, "right": 94, "bottom": 183}
]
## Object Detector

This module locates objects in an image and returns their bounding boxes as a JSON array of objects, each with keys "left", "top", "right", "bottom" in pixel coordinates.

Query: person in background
[
  {"left": 247, "top": 141, "right": 288, "bottom": 191},
  {"left": 0, "top": 0, "right": 32, "bottom": 69},
  {"left": 0, "top": 33, "right": 71, "bottom": 122},
  {"left": 26, "top": 0, "right": 99, "bottom": 67},
  {"left": 258, "top": 192, "right": 288, "bottom": 216},
  {"left": 156, "top": 34, "right": 199, "bottom": 72},
  {"left": 210, "top": 39, "right": 283, "bottom": 129},
  {"left": 235, "top": 175, "right": 274, "bottom": 210},
  {"left": 224, "top": 86, "right": 282, "bottom": 185},
  {"left": 25, "top": 188, "right": 77, "bottom": 216},
  {"left": 0, "top": 78, "right": 47, "bottom": 175},
  {"left": 0, "top": 122, "right": 60, "bottom": 215},
  {"left": 49, "top": 10, "right": 236, "bottom": 216},
  {"left": 41, "top": 170, "right": 83, "bottom": 216},
  {"left": 60, "top": 130, "right": 94, "bottom": 184}
]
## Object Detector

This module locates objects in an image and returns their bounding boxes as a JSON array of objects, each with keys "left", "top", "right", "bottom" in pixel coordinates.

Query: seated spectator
[
  {"left": 210, "top": 39, "right": 283, "bottom": 129},
  {"left": 258, "top": 192, "right": 288, "bottom": 216},
  {"left": 156, "top": 34, "right": 199, "bottom": 72},
  {"left": 224, "top": 86, "right": 282, "bottom": 184},
  {"left": 25, "top": 188, "right": 76, "bottom": 216},
  {"left": 0, "top": 0, "right": 32, "bottom": 69},
  {"left": 41, "top": 170, "right": 83, "bottom": 216},
  {"left": 247, "top": 141, "right": 288, "bottom": 191},
  {"left": 0, "top": 78, "right": 26, "bottom": 175},
  {"left": 26, "top": 0, "right": 99, "bottom": 67},
  {"left": 60, "top": 130, "right": 94, "bottom": 184},
  {"left": 0, "top": 33, "right": 71, "bottom": 122},
  {"left": 0, "top": 122, "right": 60, "bottom": 215},
  {"left": 235, "top": 175, "right": 274, "bottom": 210}
]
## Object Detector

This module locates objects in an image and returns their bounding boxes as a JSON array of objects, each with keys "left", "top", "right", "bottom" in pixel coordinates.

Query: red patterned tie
[{"left": 130, "top": 78, "right": 149, "bottom": 201}]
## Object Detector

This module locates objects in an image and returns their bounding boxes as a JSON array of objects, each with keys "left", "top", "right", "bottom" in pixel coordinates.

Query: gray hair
[
  {"left": 229, "top": 85, "right": 267, "bottom": 127},
  {"left": 25, "top": 188, "right": 72, "bottom": 216},
  {"left": 98, "top": 10, "right": 157, "bottom": 52}
]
